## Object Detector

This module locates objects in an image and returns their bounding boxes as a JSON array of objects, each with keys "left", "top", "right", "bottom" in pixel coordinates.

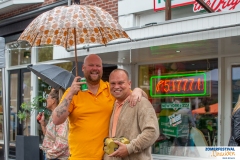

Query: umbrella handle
[{"left": 74, "top": 28, "right": 78, "bottom": 76}]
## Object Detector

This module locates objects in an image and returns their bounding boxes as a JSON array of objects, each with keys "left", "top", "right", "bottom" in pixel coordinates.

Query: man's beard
[{"left": 86, "top": 74, "right": 101, "bottom": 85}]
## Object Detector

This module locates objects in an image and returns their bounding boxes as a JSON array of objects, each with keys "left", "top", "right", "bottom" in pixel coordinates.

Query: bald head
[
  {"left": 84, "top": 54, "right": 102, "bottom": 64},
  {"left": 109, "top": 69, "right": 130, "bottom": 80},
  {"left": 82, "top": 54, "right": 103, "bottom": 85}
]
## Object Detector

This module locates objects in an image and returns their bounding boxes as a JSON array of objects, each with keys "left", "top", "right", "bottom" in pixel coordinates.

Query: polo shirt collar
[{"left": 95, "top": 79, "right": 109, "bottom": 96}]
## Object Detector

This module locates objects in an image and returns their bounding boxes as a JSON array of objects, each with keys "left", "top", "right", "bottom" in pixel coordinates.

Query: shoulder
[
  {"left": 100, "top": 80, "right": 110, "bottom": 90},
  {"left": 137, "top": 97, "right": 154, "bottom": 110},
  {"left": 140, "top": 97, "right": 152, "bottom": 106}
]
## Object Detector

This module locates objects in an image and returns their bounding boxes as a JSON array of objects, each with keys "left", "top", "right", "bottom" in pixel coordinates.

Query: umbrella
[
  {"left": 18, "top": 5, "right": 130, "bottom": 76},
  {"left": 27, "top": 64, "right": 75, "bottom": 90},
  {"left": 192, "top": 103, "right": 218, "bottom": 114}
]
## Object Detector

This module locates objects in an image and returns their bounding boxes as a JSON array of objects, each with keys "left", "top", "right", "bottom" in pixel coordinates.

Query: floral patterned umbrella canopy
[{"left": 18, "top": 5, "right": 130, "bottom": 75}]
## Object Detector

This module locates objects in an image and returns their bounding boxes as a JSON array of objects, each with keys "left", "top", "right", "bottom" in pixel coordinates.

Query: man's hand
[
  {"left": 129, "top": 88, "right": 148, "bottom": 107},
  {"left": 109, "top": 141, "right": 129, "bottom": 158},
  {"left": 69, "top": 76, "right": 86, "bottom": 95}
]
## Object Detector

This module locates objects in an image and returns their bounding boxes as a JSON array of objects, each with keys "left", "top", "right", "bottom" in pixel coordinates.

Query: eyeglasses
[
  {"left": 47, "top": 95, "right": 57, "bottom": 100},
  {"left": 46, "top": 95, "right": 53, "bottom": 100}
]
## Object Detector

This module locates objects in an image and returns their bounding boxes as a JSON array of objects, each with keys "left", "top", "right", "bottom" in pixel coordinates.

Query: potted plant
[
  {"left": 16, "top": 96, "right": 45, "bottom": 160},
  {"left": 17, "top": 96, "right": 45, "bottom": 135}
]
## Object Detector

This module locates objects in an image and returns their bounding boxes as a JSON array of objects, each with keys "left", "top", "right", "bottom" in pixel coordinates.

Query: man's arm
[
  {"left": 52, "top": 76, "right": 82, "bottom": 125},
  {"left": 52, "top": 93, "right": 72, "bottom": 125}
]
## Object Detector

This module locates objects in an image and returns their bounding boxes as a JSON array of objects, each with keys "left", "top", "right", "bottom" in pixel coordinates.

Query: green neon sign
[
  {"left": 150, "top": 72, "right": 207, "bottom": 97},
  {"left": 157, "top": 0, "right": 173, "bottom": 3}
]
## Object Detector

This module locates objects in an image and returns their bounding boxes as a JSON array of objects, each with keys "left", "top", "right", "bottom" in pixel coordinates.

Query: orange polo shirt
[
  {"left": 112, "top": 96, "right": 130, "bottom": 137},
  {"left": 62, "top": 80, "right": 115, "bottom": 160}
]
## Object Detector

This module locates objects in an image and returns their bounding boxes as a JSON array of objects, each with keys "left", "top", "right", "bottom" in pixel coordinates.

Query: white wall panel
[
  {"left": 119, "top": 14, "right": 136, "bottom": 28},
  {"left": 219, "top": 28, "right": 226, "bottom": 38},
  {"left": 231, "top": 27, "right": 239, "bottom": 36},
  {"left": 236, "top": 12, "right": 240, "bottom": 24},
  {"left": 238, "top": 26, "right": 240, "bottom": 35},
  {"left": 201, "top": 31, "right": 209, "bottom": 40},
  {"left": 138, "top": 11, "right": 164, "bottom": 26},
  {"left": 225, "top": 28, "right": 233, "bottom": 37},
  {"left": 118, "top": 0, "right": 153, "bottom": 16},
  {"left": 152, "top": 25, "right": 162, "bottom": 37}
]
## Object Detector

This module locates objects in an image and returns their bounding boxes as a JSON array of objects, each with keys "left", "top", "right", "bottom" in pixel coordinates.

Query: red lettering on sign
[
  {"left": 155, "top": 77, "right": 205, "bottom": 94},
  {"left": 193, "top": 0, "right": 240, "bottom": 12}
]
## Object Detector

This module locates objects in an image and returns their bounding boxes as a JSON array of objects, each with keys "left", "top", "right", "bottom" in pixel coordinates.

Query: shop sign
[
  {"left": 150, "top": 72, "right": 207, "bottom": 97},
  {"left": 169, "top": 113, "right": 182, "bottom": 126},
  {"left": 162, "top": 102, "right": 191, "bottom": 110},
  {"left": 193, "top": 0, "right": 240, "bottom": 12},
  {"left": 154, "top": 0, "right": 240, "bottom": 12},
  {"left": 154, "top": 0, "right": 194, "bottom": 11},
  {"left": 160, "top": 116, "right": 189, "bottom": 137}
]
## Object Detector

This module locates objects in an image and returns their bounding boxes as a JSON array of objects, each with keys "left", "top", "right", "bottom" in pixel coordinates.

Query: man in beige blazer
[{"left": 104, "top": 69, "right": 159, "bottom": 160}]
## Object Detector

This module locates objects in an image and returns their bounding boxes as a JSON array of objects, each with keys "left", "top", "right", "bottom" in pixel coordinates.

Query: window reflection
[
  {"left": 22, "top": 72, "right": 31, "bottom": 136},
  {"left": 37, "top": 46, "right": 53, "bottom": 62},
  {"left": 10, "top": 73, "right": 18, "bottom": 142},
  {"left": 139, "top": 59, "right": 218, "bottom": 156},
  {"left": 8, "top": 41, "right": 31, "bottom": 66}
]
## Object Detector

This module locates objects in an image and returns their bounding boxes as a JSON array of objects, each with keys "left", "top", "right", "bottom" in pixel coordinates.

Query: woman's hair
[
  {"left": 232, "top": 95, "right": 240, "bottom": 115},
  {"left": 49, "top": 88, "right": 65, "bottom": 104}
]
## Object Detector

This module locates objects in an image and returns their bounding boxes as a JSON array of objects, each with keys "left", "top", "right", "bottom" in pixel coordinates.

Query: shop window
[
  {"left": 232, "top": 66, "right": 240, "bottom": 108},
  {"left": 138, "top": 59, "right": 218, "bottom": 157},
  {"left": 8, "top": 41, "right": 31, "bottom": 66},
  {"left": 55, "top": 62, "right": 73, "bottom": 72},
  {"left": 37, "top": 45, "right": 53, "bottom": 62}
]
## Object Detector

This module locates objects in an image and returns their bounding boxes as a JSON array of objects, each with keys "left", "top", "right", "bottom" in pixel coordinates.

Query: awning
[{"left": 192, "top": 103, "right": 218, "bottom": 114}]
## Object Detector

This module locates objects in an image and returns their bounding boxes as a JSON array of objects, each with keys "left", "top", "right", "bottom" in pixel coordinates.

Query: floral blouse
[{"left": 41, "top": 116, "right": 69, "bottom": 160}]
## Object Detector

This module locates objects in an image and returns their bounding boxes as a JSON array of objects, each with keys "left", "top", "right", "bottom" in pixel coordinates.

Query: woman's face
[{"left": 46, "top": 92, "right": 56, "bottom": 111}]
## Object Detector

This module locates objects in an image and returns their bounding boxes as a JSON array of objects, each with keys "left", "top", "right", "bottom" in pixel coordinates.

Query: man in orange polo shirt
[
  {"left": 52, "top": 54, "right": 147, "bottom": 160},
  {"left": 104, "top": 69, "right": 159, "bottom": 160}
]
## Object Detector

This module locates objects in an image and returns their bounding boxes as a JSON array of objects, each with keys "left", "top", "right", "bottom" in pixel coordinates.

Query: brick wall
[
  {"left": 0, "top": 0, "right": 118, "bottom": 21},
  {"left": 80, "top": 0, "right": 118, "bottom": 21},
  {"left": 0, "top": 0, "right": 59, "bottom": 20}
]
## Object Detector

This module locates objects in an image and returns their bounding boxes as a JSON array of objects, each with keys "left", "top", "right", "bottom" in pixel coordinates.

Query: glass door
[
  {"left": 223, "top": 56, "right": 240, "bottom": 146},
  {"left": 232, "top": 66, "right": 240, "bottom": 108},
  {"left": 8, "top": 69, "right": 30, "bottom": 158}
]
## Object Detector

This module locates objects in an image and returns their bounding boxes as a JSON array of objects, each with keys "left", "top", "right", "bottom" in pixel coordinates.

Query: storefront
[
  {"left": 51, "top": 8, "right": 240, "bottom": 159},
  {"left": 140, "top": 59, "right": 218, "bottom": 157}
]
